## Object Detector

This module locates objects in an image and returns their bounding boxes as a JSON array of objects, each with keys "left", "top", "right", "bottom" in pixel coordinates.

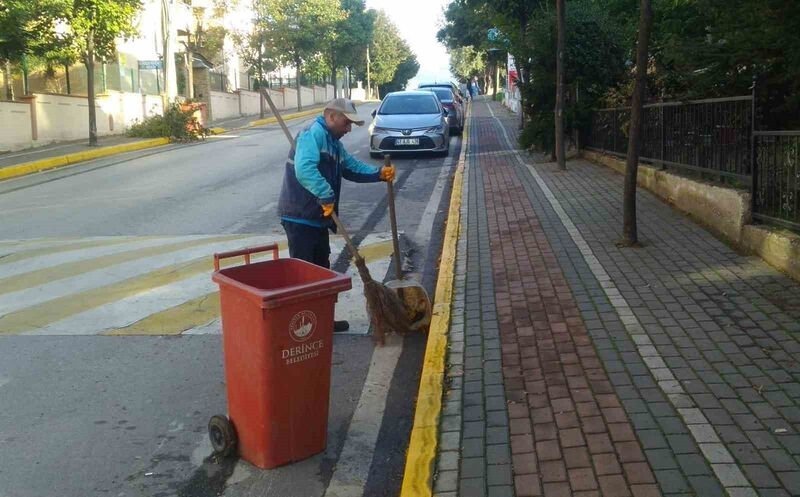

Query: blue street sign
[{"left": 138, "top": 60, "right": 162, "bottom": 70}]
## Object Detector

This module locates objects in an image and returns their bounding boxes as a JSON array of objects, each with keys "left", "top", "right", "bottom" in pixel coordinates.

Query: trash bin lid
[{"left": 212, "top": 258, "right": 352, "bottom": 309}]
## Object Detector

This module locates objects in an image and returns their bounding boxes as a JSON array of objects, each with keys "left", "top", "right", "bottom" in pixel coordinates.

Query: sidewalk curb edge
[
  {"left": 0, "top": 138, "right": 170, "bottom": 182},
  {"left": 0, "top": 105, "right": 330, "bottom": 183},
  {"left": 400, "top": 102, "right": 471, "bottom": 496}
]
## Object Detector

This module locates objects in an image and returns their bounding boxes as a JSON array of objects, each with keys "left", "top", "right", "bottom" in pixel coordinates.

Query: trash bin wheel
[{"left": 208, "top": 415, "right": 237, "bottom": 457}]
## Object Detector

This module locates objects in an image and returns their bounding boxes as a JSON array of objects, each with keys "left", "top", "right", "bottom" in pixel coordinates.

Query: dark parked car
[
  {"left": 421, "top": 87, "right": 464, "bottom": 134},
  {"left": 417, "top": 82, "right": 466, "bottom": 104}
]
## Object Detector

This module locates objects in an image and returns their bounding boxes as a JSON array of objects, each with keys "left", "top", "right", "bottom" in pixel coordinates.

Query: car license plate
[{"left": 396, "top": 138, "right": 419, "bottom": 146}]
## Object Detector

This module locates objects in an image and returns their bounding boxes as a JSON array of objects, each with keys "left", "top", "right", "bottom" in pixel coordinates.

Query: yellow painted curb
[
  {"left": 400, "top": 101, "right": 471, "bottom": 497},
  {"left": 249, "top": 106, "right": 324, "bottom": 128},
  {"left": 1, "top": 103, "right": 338, "bottom": 183},
  {"left": 0, "top": 138, "right": 169, "bottom": 182}
]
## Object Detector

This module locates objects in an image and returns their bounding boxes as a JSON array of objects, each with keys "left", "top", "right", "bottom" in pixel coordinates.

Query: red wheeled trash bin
[{"left": 209, "top": 244, "right": 352, "bottom": 469}]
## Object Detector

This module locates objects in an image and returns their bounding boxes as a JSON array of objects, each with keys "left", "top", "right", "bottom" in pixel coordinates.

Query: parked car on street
[
  {"left": 421, "top": 87, "right": 464, "bottom": 134},
  {"left": 417, "top": 81, "right": 466, "bottom": 104},
  {"left": 369, "top": 91, "right": 451, "bottom": 158}
]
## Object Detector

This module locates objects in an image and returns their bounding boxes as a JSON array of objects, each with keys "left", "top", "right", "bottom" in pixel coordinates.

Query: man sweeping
[{"left": 277, "top": 98, "right": 395, "bottom": 332}]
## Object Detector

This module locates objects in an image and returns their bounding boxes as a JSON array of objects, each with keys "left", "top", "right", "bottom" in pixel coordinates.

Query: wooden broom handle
[
  {"left": 331, "top": 211, "right": 364, "bottom": 264},
  {"left": 384, "top": 155, "right": 403, "bottom": 281},
  {"left": 261, "top": 89, "right": 295, "bottom": 145}
]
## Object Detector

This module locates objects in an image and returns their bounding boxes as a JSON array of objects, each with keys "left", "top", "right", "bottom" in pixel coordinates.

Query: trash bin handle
[{"left": 213, "top": 244, "right": 280, "bottom": 271}]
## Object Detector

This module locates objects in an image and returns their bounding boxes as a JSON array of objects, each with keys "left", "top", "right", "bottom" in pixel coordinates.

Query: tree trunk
[
  {"left": 65, "top": 63, "right": 71, "bottom": 94},
  {"left": 555, "top": 0, "right": 566, "bottom": 170},
  {"left": 295, "top": 58, "right": 302, "bottom": 111},
  {"left": 330, "top": 52, "right": 337, "bottom": 98},
  {"left": 366, "top": 47, "right": 371, "bottom": 100},
  {"left": 86, "top": 32, "right": 98, "bottom": 146},
  {"left": 622, "top": 0, "right": 653, "bottom": 246},
  {"left": 258, "top": 39, "right": 265, "bottom": 118},
  {"left": 493, "top": 62, "right": 499, "bottom": 99},
  {"left": 4, "top": 60, "right": 14, "bottom": 100},
  {"left": 187, "top": 49, "right": 194, "bottom": 99}
]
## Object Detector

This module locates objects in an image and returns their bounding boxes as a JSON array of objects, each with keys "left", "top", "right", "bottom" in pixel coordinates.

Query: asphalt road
[{"left": 0, "top": 104, "right": 461, "bottom": 497}]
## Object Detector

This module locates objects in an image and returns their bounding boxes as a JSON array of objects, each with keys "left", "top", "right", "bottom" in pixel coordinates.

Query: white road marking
[
  {"left": 0, "top": 236, "right": 265, "bottom": 318},
  {"left": 0, "top": 236, "right": 196, "bottom": 278},
  {"left": 0, "top": 376, "right": 9, "bottom": 389},
  {"left": 324, "top": 138, "right": 454, "bottom": 497},
  {"left": 258, "top": 201, "right": 277, "bottom": 213},
  {"left": 413, "top": 138, "right": 459, "bottom": 245},
  {"left": 323, "top": 334, "right": 403, "bottom": 497}
]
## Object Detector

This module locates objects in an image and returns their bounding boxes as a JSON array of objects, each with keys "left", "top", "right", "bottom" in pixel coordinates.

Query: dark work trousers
[{"left": 281, "top": 221, "right": 331, "bottom": 269}]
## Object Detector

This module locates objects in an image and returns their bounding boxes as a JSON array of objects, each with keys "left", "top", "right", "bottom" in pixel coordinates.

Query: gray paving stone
[
  {"left": 686, "top": 475, "right": 726, "bottom": 496},
  {"left": 677, "top": 453, "right": 712, "bottom": 476},
  {"left": 459, "top": 477, "right": 487, "bottom": 497},
  {"left": 655, "top": 469, "right": 690, "bottom": 493},
  {"left": 487, "top": 485, "right": 514, "bottom": 497},
  {"left": 487, "top": 464, "right": 513, "bottom": 486},
  {"left": 463, "top": 438, "right": 484, "bottom": 458},
  {"left": 762, "top": 449, "right": 800, "bottom": 472},
  {"left": 742, "top": 464, "right": 782, "bottom": 488},
  {"left": 439, "top": 451, "right": 460, "bottom": 472},
  {"left": 441, "top": 431, "right": 461, "bottom": 451},
  {"left": 646, "top": 448, "right": 679, "bottom": 470},
  {"left": 435, "top": 470, "right": 459, "bottom": 493},
  {"left": 486, "top": 427, "right": 509, "bottom": 445},
  {"left": 464, "top": 421, "right": 485, "bottom": 439}
]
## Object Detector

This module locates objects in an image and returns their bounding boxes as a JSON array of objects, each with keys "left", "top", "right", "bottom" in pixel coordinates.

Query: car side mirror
[
  {"left": 371, "top": 109, "right": 377, "bottom": 118},
  {"left": 442, "top": 108, "right": 449, "bottom": 117}
]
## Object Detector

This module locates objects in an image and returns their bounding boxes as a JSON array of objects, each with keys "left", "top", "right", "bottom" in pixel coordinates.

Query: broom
[
  {"left": 331, "top": 212, "right": 411, "bottom": 345},
  {"left": 260, "top": 89, "right": 411, "bottom": 344}
]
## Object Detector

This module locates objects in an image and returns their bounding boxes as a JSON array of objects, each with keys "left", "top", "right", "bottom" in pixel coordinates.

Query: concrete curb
[
  {"left": 399, "top": 102, "right": 471, "bottom": 497},
  {"left": 0, "top": 105, "right": 329, "bottom": 183},
  {"left": 0, "top": 138, "right": 170, "bottom": 182}
]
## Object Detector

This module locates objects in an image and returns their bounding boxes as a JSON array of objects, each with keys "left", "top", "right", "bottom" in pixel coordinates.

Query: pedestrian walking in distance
[{"left": 277, "top": 98, "right": 396, "bottom": 332}]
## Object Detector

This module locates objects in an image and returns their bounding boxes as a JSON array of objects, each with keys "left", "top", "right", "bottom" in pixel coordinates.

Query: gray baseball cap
[{"left": 324, "top": 98, "right": 365, "bottom": 126}]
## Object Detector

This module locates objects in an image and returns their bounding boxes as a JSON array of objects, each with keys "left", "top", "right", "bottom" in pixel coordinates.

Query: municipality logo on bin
[{"left": 289, "top": 310, "right": 317, "bottom": 342}]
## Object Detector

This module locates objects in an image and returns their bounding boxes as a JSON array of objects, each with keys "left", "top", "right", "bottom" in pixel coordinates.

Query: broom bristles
[{"left": 353, "top": 257, "right": 411, "bottom": 345}]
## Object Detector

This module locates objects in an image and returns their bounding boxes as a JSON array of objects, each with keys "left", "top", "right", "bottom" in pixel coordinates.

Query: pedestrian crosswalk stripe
[
  {"left": 0, "top": 234, "right": 396, "bottom": 336},
  {"left": 0, "top": 236, "right": 264, "bottom": 317},
  {"left": 104, "top": 293, "right": 221, "bottom": 336},
  {"left": 0, "top": 236, "right": 145, "bottom": 264},
  {"left": 102, "top": 238, "right": 394, "bottom": 336},
  {"left": 0, "top": 234, "right": 246, "bottom": 296},
  {"left": 0, "top": 235, "right": 205, "bottom": 280},
  {"left": 2, "top": 237, "right": 270, "bottom": 335}
]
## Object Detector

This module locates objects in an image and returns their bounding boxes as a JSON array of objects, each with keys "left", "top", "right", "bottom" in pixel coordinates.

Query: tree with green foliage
[
  {"left": 448, "top": 46, "right": 484, "bottom": 82},
  {"left": 0, "top": 0, "right": 65, "bottom": 99},
  {"left": 379, "top": 54, "right": 419, "bottom": 95},
  {"left": 369, "top": 10, "right": 409, "bottom": 99},
  {"left": 45, "top": 0, "right": 141, "bottom": 145},
  {"left": 254, "top": 0, "right": 345, "bottom": 110},
  {"left": 326, "top": 0, "right": 374, "bottom": 97},
  {"left": 0, "top": 1, "right": 32, "bottom": 99}
]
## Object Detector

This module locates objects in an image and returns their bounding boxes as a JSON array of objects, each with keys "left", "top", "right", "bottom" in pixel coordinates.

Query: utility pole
[
  {"left": 555, "top": 0, "right": 566, "bottom": 170},
  {"left": 161, "top": 0, "right": 178, "bottom": 102},
  {"left": 366, "top": 47, "right": 371, "bottom": 100}
]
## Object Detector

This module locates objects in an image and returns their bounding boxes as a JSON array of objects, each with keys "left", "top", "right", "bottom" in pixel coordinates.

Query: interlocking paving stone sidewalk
[{"left": 432, "top": 97, "right": 800, "bottom": 497}]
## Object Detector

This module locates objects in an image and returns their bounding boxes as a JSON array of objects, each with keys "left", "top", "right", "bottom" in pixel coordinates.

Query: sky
[{"left": 365, "top": 0, "right": 454, "bottom": 88}]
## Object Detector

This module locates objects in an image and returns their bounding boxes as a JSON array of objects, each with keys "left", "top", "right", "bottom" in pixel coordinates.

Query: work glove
[
  {"left": 379, "top": 164, "right": 396, "bottom": 182},
  {"left": 321, "top": 203, "right": 335, "bottom": 218}
]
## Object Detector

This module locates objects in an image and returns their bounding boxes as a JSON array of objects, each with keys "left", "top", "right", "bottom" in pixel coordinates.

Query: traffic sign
[{"left": 138, "top": 60, "right": 162, "bottom": 70}]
